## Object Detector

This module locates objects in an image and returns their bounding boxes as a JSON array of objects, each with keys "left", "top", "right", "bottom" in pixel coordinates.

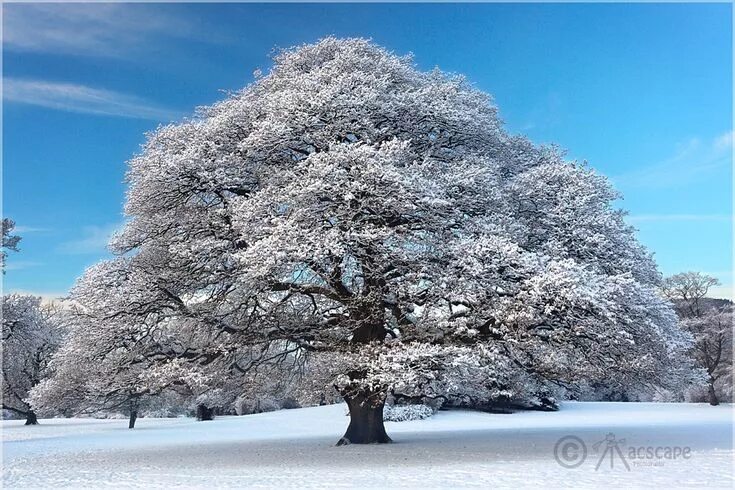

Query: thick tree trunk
[
  {"left": 196, "top": 404, "right": 215, "bottom": 421},
  {"left": 338, "top": 276, "right": 391, "bottom": 445},
  {"left": 708, "top": 382, "right": 719, "bottom": 406},
  {"left": 24, "top": 411, "right": 38, "bottom": 425},
  {"left": 337, "top": 391, "right": 391, "bottom": 445},
  {"left": 128, "top": 396, "right": 140, "bottom": 429}
]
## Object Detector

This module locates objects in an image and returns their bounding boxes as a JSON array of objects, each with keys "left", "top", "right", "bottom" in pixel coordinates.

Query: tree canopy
[{"left": 36, "top": 38, "right": 693, "bottom": 443}]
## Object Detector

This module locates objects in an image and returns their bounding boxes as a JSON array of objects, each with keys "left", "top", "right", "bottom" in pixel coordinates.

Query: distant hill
[{"left": 670, "top": 297, "right": 733, "bottom": 319}]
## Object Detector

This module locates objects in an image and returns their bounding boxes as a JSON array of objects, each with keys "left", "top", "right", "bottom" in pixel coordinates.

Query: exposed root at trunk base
[{"left": 336, "top": 434, "right": 393, "bottom": 446}]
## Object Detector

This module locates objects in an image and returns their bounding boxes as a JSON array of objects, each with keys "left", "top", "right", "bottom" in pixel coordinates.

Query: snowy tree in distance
[
  {"left": 663, "top": 272, "right": 733, "bottom": 405},
  {"left": 29, "top": 261, "right": 162, "bottom": 428},
  {"left": 30, "top": 259, "right": 289, "bottom": 427},
  {"left": 30, "top": 259, "right": 222, "bottom": 428},
  {"left": 2, "top": 294, "right": 62, "bottom": 425},
  {"left": 62, "top": 38, "right": 692, "bottom": 444},
  {"left": 1, "top": 218, "right": 21, "bottom": 272}
]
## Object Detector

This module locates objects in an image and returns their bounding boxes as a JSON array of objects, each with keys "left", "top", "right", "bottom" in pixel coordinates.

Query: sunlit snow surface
[{"left": 3, "top": 402, "right": 733, "bottom": 488}]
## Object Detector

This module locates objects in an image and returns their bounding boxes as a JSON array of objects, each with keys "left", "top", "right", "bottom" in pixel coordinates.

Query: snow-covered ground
[{"left": 3, "top": 402, "right": 733, "bottom": 488}]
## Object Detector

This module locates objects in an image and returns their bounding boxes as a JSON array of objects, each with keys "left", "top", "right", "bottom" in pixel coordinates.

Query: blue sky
[{"left": 2, "top": 3, "right": 732, "bottom": 299}]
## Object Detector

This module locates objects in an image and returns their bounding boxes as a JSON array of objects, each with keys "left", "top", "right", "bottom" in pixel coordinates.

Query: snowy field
[{"left": 3, "top": 402, "right": 733, "bottom": 488}]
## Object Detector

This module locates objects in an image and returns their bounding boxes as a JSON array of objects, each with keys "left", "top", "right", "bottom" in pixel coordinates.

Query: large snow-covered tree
[
  {"left": 2, "top": 294, "right": 62, "bottom": 424},
  {"left": 64, "top": 38, "right": 691, "bottom": 444}
]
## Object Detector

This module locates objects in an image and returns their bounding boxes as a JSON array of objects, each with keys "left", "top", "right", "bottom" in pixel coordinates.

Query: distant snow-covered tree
[
  {"left": 683, "top": 307, "right": 733, "bottom": 405},
  {"left": 28, "top": 260, "right": 170, "bottom": 429},
  {"left": 1, "top": 218, "right": 21, "bottom": 272},
  {"left": 2, "top": 294, "right": 62, "bottom": 424},
  {"left": 30, "top": 259, "right": 286, "bottom": 427},
  {"left": 66, "top": 38, "right": 692, "bottom": 444},
  {"left": 663, "top": 272, "right": 733, "bottom": 405}
]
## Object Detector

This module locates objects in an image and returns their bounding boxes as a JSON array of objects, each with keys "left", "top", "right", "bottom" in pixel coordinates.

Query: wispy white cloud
[
  {"left": 4, "top": 78, "right": 182, "bottom": 121},
  {"left": 3, "top": 3, "right": 196, "bottom": 58},
  {"left": 12, "top": 225, "right": 49, "bottom": 234},
  {"left": 613, "top": 132, "right": 732, "bottom": 189},
  {"left": 4, "top": 260, "right": 43, "bottom": 272},
  {"left": 714, "top": 130, "right": 733, "bottom": 152},
  {"left": 57, "top": 223, "right": 123, "bottom": 255},
  {"left": 626, "top": 214, "right": 733, "bottom": 224},
  {"left": 517, "top": 91, "right": 564, "bottom": 134}
]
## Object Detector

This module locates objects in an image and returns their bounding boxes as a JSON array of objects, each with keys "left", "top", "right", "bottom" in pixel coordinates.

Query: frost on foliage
[{"left": 39, "top": 37, "right": 696, "bottom": 413}]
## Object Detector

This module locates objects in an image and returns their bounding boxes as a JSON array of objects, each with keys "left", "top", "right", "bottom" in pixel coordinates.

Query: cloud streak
[
  {"left": 4, "top": 78, "right": 182, "bottom": 121},
  {"left": 4, "top": 261, "right": 43, "bottom": 272},
  {"left": 626, "top": 214, "right": 733, "bottom": 224},
  {"left": 57, "top": 223, "right": 123, "bottom": 255},
  {"left": 613, "top": 132, "right": 732, "bottom": 189},
  {"left": 12, "top": 225, "right": 49, "bottom": 234},
  {"left": 3, "top": 3, "right": 196, "bottom": 58},
  {"left": 714, "top": 130, "right": 734, "bottom": 151}
]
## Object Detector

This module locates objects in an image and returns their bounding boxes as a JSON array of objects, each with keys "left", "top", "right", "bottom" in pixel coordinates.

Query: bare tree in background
[{"left": 663, "top": 272, "right": 733, "bottom": 405}]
